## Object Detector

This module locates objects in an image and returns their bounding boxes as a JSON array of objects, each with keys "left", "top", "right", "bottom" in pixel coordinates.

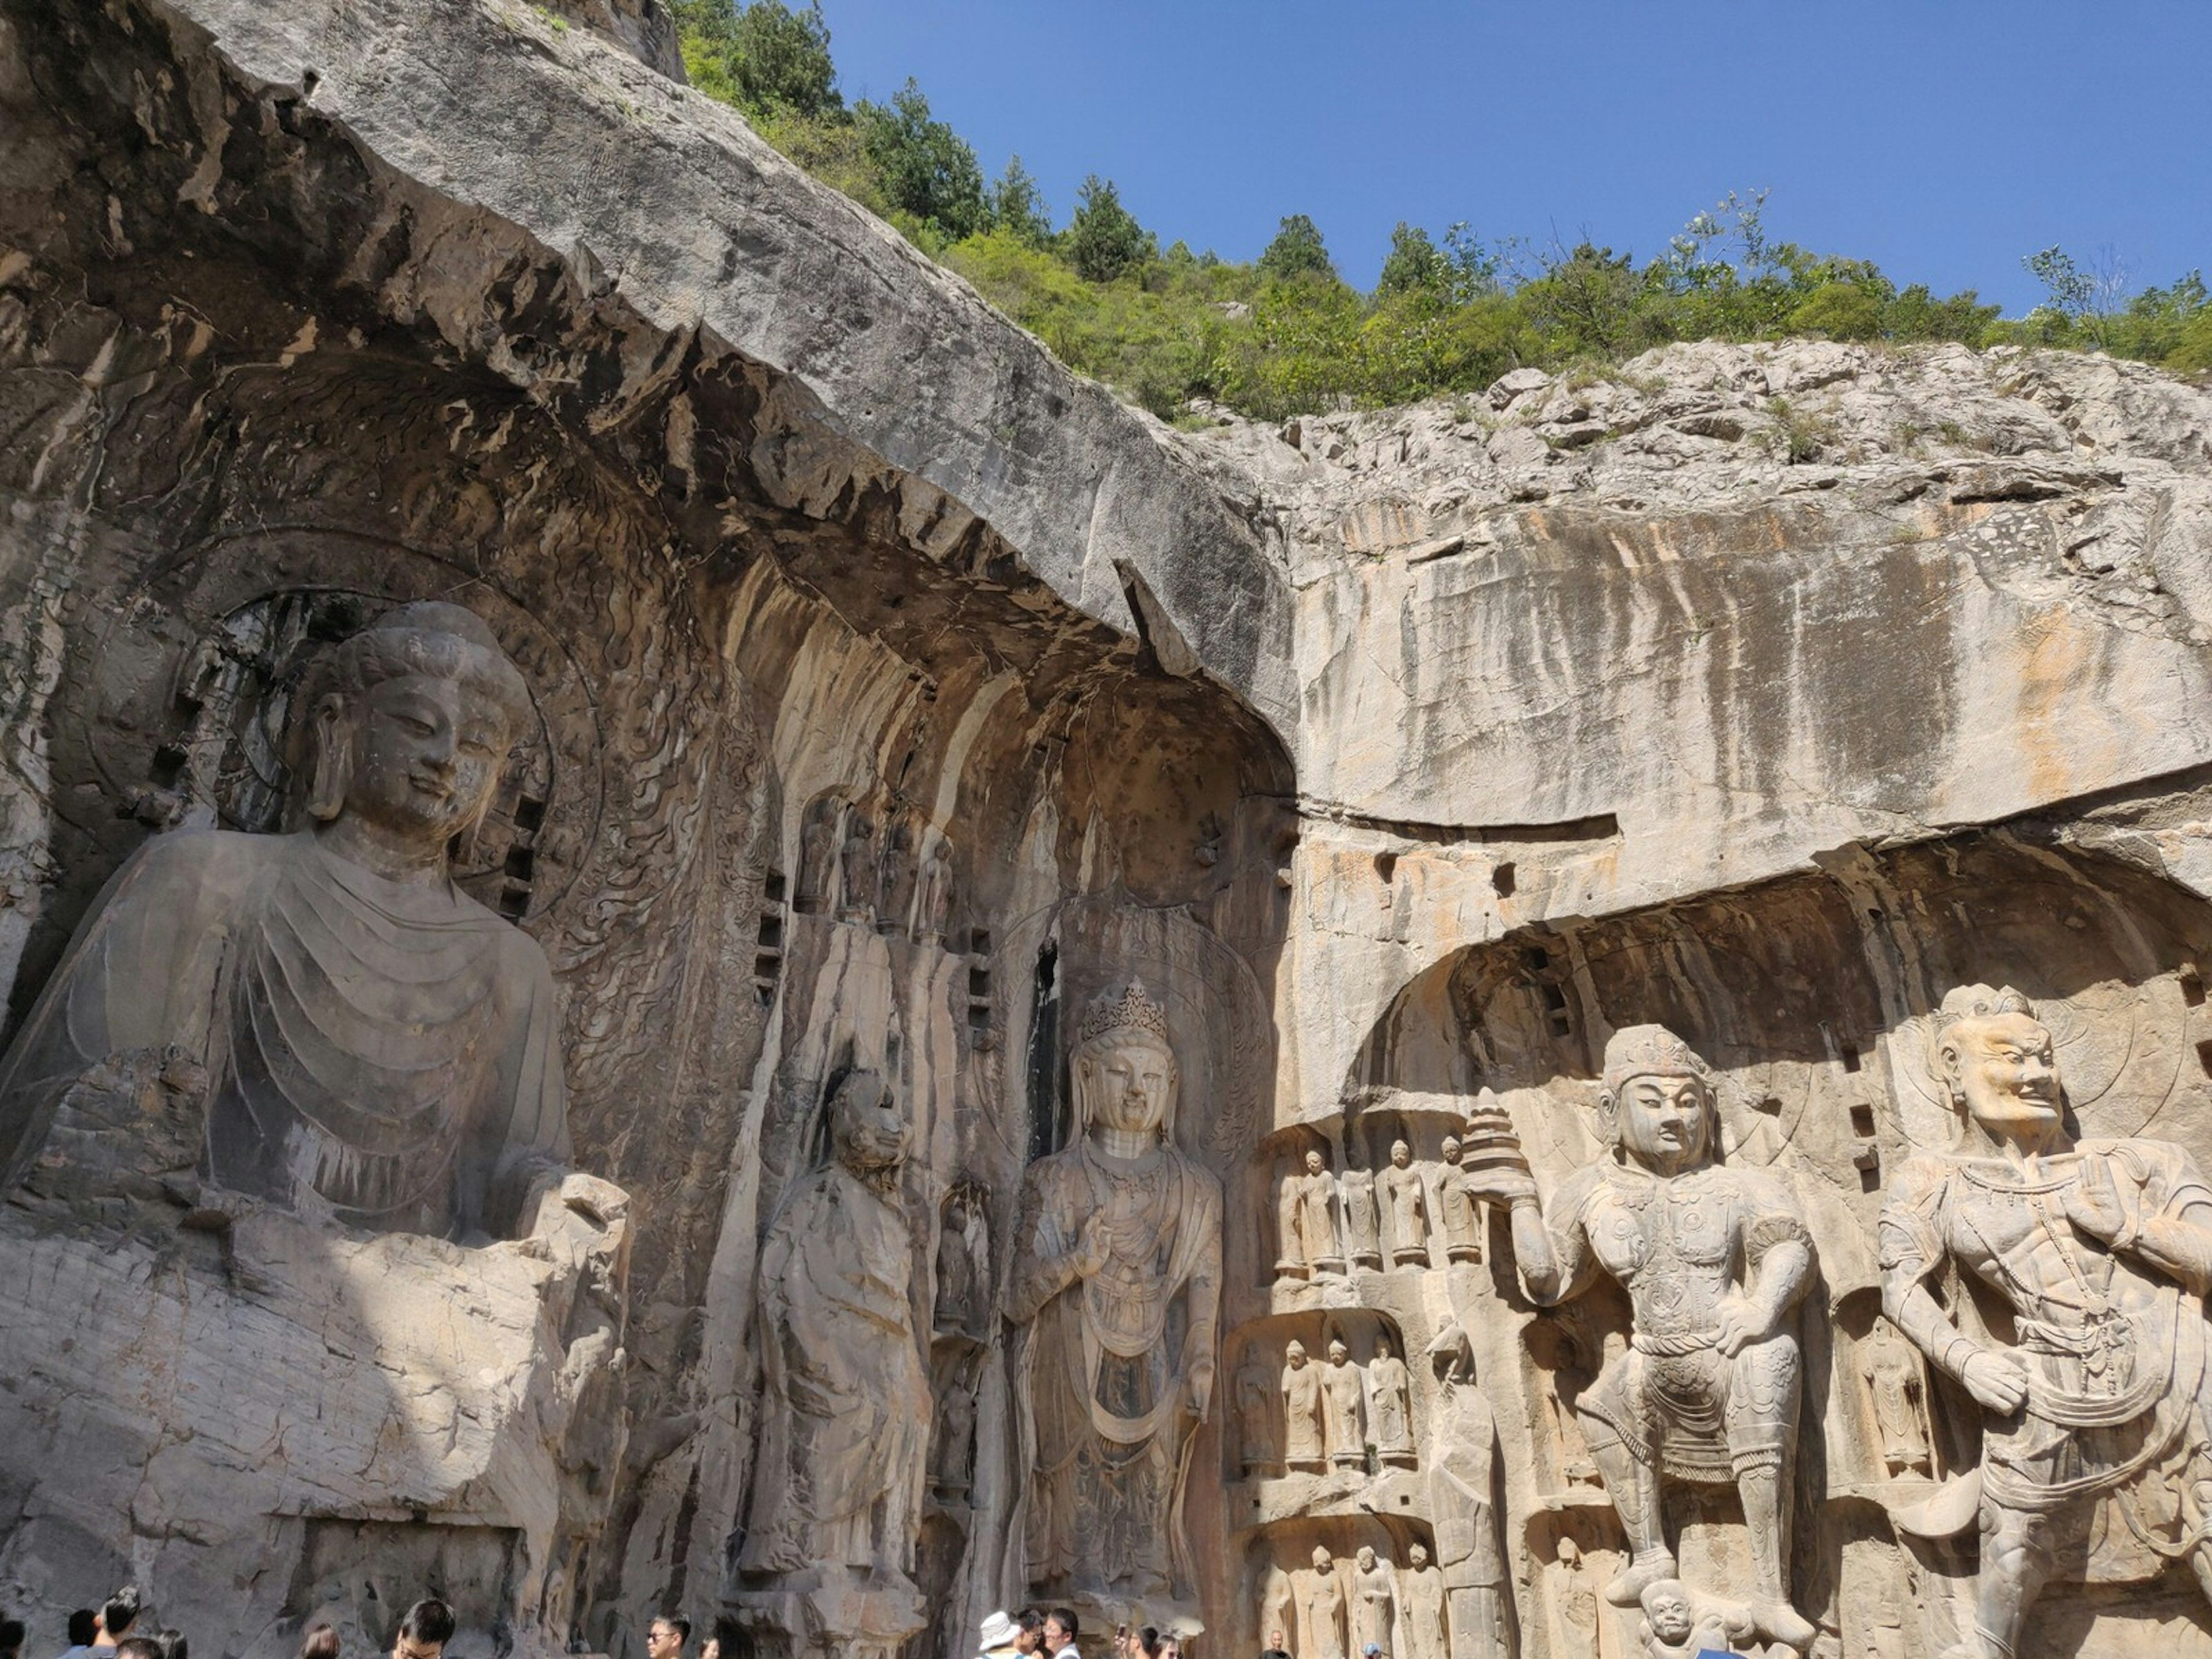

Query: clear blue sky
[{"left": 812, "top": 2, "right": 2210, "bottom": 314}]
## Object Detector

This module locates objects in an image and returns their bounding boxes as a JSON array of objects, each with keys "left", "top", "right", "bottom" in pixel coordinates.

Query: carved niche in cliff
[
  {"left": 1328, "top": 829, "right": 2212, "bottom": 1659},
  {"left": 0, "top": 593, "right": 642, "bottom": 1659}
]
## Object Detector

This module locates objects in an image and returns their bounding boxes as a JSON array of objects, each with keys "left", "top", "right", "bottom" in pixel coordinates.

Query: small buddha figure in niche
[
  {"left": 0, "top": 601, "right": 569, "bottom": 1240},
  {"left": 1380, "top": 1137, "right": 1430, "bottom": 1265},
  {"left": 1277, "top": 1145, "right": 1344, "bottom": 1279}
]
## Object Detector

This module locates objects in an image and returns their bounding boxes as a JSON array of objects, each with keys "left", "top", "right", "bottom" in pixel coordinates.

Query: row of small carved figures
[
  {"left": 1255, "top": 1542, "right": 1469, "bottom": 1659},
  {"left": 1233, "top": 1332, "right": 1420, "bottom": 1474},
  {"left": 1274, "top": 1141, "right": 1483, "bottom": 1280}
]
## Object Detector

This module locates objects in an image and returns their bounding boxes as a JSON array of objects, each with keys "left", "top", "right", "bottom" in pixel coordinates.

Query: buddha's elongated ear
[{"left": 305, "top": 694, "right": 351, "bottom": 822}]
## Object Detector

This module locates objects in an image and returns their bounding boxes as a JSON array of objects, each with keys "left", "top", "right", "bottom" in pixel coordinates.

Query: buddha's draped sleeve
[
  {"left": 474, "top": 927, "right": 573, "bottom": 1238},
  {"left": 0, "top": 830, "right": 245, "bottom": 1192}
]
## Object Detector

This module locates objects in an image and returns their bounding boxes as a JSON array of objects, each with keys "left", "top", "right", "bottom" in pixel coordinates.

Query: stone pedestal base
[{"left": 0, "top": 1175, "right": 628, "bottom": 1659}]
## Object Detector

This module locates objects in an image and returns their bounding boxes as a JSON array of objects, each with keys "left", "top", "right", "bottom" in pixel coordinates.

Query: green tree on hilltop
[
  {"left": 988, "top": 155, "right": 1053, "bottom": 247},
  {"left": 676, "top": 0, "right": 838, "bottom": 119},
  {"left": 1259, "top": 214, "right": 1335, "bottom": 283},
  {"left": 857, "top": 80, "right": 988, "bottom": 241},
  {"left": 1066, "top": 177, "right": 1153, "bottom": 283},
  {"left": 1377, "top": 222, "right": 1449, "bottom": 297}
]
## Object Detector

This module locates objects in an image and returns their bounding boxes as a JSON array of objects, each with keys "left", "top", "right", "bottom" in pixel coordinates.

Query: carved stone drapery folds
[
  {"left": 735, "top": 1070, "right": 929, "bottom": 1659},
  {"left": 1007, "top": 981, "right": 1222, "bottom": 1613},
  {"left": 0, "top": 603, "right": 631, "bottom": 1657}
]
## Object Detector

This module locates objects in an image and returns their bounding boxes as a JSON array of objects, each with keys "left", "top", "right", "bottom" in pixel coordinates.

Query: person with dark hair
[
  {"left": 58, "top": 1612, "right": 97, "bottom": 1659},
  {"left": 391, "top": 1601, "right": 454, "bottom": 1659},
  {"left": 644, "top": 1616, "right": 688, "bottom": 1659},
  {"left": 1010, "top": 1611, "right": 1044, "bottom": 1656},
  {"left": 1044, "top": 1610, "right": 1079, "bottom": 1659},
  {"left": 697, "top": 1641, "right": 718, "bottom": 1659},
  {"left": 111, "top": 1641, "right": 159, "bottom": 1659},
  {"left": 94, "top": 1590, "right": 141, "bottom": 1654},
  {"left": 3, "top": 1615, "right": 27, "bottom": 1659},
  {"left": 151, "top": 1633, "right": 184, "bottom": 1659},
  {"left": 298, "top": 1625, "right": 340, "bottom": 1659}
]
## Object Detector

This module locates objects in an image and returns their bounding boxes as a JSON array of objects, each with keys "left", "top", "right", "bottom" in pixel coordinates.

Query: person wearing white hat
[{"left": 975, "top": 1611, "right": 1020, "bottom": 1659}]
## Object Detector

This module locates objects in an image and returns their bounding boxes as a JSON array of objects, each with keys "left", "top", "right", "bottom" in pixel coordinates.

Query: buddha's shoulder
[{"left": 112, "top": 827, "right": 282, "bottom": 898}]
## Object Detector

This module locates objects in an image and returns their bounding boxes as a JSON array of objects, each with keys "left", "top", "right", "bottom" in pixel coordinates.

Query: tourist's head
[
  {"left": 1044, "top": 1608, "right": 1078, "bottom": 1649},
  {"left": 100, "top": 1590, "right": 142, "bottom": 1644},
  {"left": 299, "top": 601, "right": 529, "bottom": 846},
  {"left": 153, "top": 1630, "right": 186, "bottom": 1659},
  {"left": 827, "top": 1069, "right": 908, "bottom": 1173},
  {"left": 1071, "top": 982, "right": 1177, "bottom": 1142},
  {"left": 697, "top": 1639, "right": 718, "bottom": 1659},
  {"left": 646, "top": 1615, "right": 688, "bottom": 1659},
  {"left": 1013, "top": 1608, "right": 1044, "bottom": 1654},
  {"left": 1641, "top": 1580, "right": 1694, "bottom": 1645},
  {"left": 392, "top": 1600, "right": 454, "bottom": 1659},
  {"left": 299, "top": 1623, "right": 340, "bottom": 1659},
  {"left": 1600, "top": 1025, "right": 1715, "bottom": 1174},
  {"left": 2, "top": 1617, "right": 26, "bottom": 1659},
  {"left": 1933, "top": 984, "right": 2061, "bottom": 1148},
  {"left": 69, "top": 1613, "right": 97, "bottom": 1649},
  {"left": 112, "top": 1642, "right": 159, "bottom": 1659}
]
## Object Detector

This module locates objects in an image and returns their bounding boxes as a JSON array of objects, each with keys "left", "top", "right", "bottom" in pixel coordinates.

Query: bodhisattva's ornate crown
[
  {"left": 1600, "top": 1023, "right": 1714, "bottom": 1097},
  {"left": 1077, "top": 979, "right": 1172, "bottom": 1047},
  {"left": 1931, "top": 983, "right": 2036, "bottom": 1034}
]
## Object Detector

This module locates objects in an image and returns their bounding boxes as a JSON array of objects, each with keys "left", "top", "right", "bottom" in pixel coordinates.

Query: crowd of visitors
[
  {"left": 4, "top": 1586, "right": 1315, "bottom": 1659},
  {"left": 0, "top": 1590, "right": 454, "bottom": 1659}
]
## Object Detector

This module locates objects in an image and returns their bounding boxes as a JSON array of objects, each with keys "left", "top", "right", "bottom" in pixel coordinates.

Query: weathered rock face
[{"left": 1, "top": 2, "right": 2211, "bottom": 1658}]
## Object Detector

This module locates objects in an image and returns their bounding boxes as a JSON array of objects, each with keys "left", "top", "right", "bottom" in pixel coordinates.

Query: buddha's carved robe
[{"left": 0, "top": 829, "right": 567, "bottom": 1238}]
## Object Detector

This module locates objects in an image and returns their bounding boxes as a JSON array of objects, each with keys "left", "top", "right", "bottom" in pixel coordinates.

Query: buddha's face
[
  {"left": 1356, "top": 1547, "right": 1376, "bottom": 1571},
  {"left": 1390, "top": 1139, "right": 1411, "bottom": 1167},
  {"left": 1409, "top": 1544, "right": 1429, "bottom": 1569},
  {"left": 1642, "top": 1584, "right": 1692, "bottom": 1644},
  {"left": 345, "top": 672, "right": 510, "bottom": 844},
  {"left": 1305, "top": 1149, "right": 1324, "bottom": 1176},
  {"left": 1441, "top": 1137, "right": 1461, "bottom": 1165},
  {"left": 1613, "top": 1072, "right": 1712, "bottom": 1173},
  {"left": 1328, "top": 1340, "right": 1349, "bottom": 1365},
  {"left": 831, "top": 1073, "right": 908, "bottom": 1172},
  {"left": 1077, "top": 1033, "right": 1176, "bottom": 1137},
  {"left": 1376, "top": 1337, "right": 1393, "bottom": 1361},
  {"left": 1942, "top": 1012, "right": 2061, "bottom": 1143},
  {"left": 1285, "top": 1340, "right": 1308, "bottom": 1369},
  {"left": 1312, "top": 1546, "right": 1332, "bottom": 1573}
]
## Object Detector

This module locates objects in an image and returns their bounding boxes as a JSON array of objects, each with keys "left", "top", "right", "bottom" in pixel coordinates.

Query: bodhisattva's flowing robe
[
  {"left": 0, "top": 829, "right": 567, "bottom": 1237},
  {"left": 1008, "top": 1136, "right": 1222, "bottom": 1597},
  {"left": 739, "top": 1158, "right": 929, "bottom": 1579}
]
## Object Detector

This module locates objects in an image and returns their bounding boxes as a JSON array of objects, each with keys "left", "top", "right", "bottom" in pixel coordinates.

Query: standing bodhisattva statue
[
  {"left": 1007, "top": 980, "right": 1222, "bottom": 1605},
  {"left": 0, "top": 601, "right": 569, "bottom": 1238},
  {"left": 1464, "top": 1025, "right": 1817, "bottom": 1648},
  {"left": 737, "top": 1069, "right": 929, "bottom": 1653},
  {"left": 1881, "top": 984, "right": 2212, "bottom": 1659}
]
